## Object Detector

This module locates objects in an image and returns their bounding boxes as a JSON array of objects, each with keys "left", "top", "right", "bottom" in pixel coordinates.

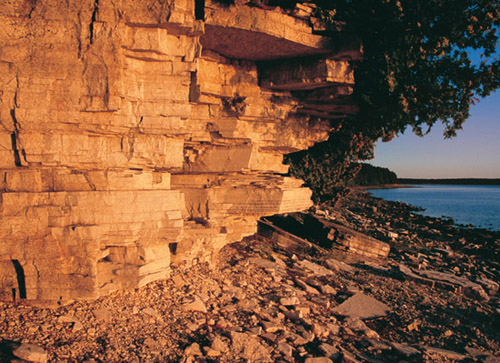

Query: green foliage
[
  {"left": 327, "top": 0, "right": 500, "bottom": 140},
  {"left": 349, "top": 163, "right": 398, "bottom": 186},
  {"left": 285, "top": 129, "right": 370, "bottom": 202},
  {"left": 288, "top": 0, "right": 500, "bottom": 201}
]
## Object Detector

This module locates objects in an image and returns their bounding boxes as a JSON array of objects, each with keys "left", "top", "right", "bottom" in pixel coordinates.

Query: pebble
[
  {"left": 318, "top": 343, "right": 339, "bottom": 358},
  {"left": 295, "top": 278, "right": 320, "bottom": 295},
  {"left": 93, "top": 307, "right": 112, "bottom": 322},
  {"left": 320, "top": 284, "right": 337, "bottom": 295},
  {"left": 211, "top": 336, "right": 228, "bottom": 352},
  {"left": 277, "top": 341, "right": 293, "bottom": 356},
  {"left": 185, "top": 343, "right": 203, "bottom": 356},
  {"left": 280, "top": 296, "right": 300, "bottom": 306},
  {"left": 182, "top": 295, "right": 207, "bottom": 313}
]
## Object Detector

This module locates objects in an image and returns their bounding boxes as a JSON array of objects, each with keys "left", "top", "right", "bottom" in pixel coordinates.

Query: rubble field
[{"left": 1, "top": 189, "right": 499, "bottom": 362}]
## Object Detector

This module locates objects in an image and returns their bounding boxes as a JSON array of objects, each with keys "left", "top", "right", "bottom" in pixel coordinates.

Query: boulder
[
  {"left": 12, "top": 344, "right": 48, "bottom": 363},
  {"left": 332, "top": 293, "right": 389, "bottom": 320}
]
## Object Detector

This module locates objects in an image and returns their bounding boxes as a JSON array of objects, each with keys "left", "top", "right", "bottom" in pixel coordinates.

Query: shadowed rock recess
[{"left": 0, "top": 0, "right": 359, "bottom": 302}]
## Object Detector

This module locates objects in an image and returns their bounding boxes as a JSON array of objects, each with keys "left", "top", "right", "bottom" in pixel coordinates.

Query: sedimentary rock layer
[{"left": 0, "top": 0, "right": 358, "bottom": 301}]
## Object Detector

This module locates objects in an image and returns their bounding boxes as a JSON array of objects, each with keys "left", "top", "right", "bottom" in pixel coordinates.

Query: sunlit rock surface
[{"left": 0, "top": 0, "right": 359, "bottom": 302}]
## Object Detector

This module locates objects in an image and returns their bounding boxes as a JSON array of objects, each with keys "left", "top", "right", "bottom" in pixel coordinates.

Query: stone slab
[{"left": 332, "top": 293, "right": 390, "bottom": 320}]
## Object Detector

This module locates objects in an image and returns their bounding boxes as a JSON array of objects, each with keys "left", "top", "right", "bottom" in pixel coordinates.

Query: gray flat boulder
[
  {"left": 332, "top": 293, "right": 389, "bottom": 320},
  {"left": 13, "top": 343, "right": 48, "bottom": 363},
  {"left": 390, "top": 342, "right": 420, "bottom": 357},
  {"left": 297, "top": 259, "right": 334, "bottom": 276},
  {"left": 421, "top": 346, "right": 467, "bottom": 360},
  {"left": 325, "top": 258, "right": 354, "bottom": 273},
  {"left": 182, "top": 295, "right": 207, "bottom": 313},
  {"left": 231, "top": 331, "right": 271, "bottom": 362}
]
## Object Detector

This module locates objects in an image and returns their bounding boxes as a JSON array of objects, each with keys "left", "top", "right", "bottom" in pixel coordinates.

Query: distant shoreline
[
  {"left": 355, "top": 184, "right": 417, "bottom": 190},
  {"left": 398, "top": 178, "right": 500, "bottom": 185}
]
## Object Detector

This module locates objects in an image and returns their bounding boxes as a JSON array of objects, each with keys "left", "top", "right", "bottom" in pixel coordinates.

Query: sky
[
  {"left": 371, "top": 90, "right": 500, "bottom": 178},
  {"left": 370, "top": 43, "right": 500, "bottom": 179}
]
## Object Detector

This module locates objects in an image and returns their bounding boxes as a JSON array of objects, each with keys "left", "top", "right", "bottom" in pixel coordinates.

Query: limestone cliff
[{"left": 0, "top": 0, "right": 359, "bottom": 302}]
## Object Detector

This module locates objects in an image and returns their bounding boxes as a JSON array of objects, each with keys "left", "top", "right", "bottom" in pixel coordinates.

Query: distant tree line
[
  {"left": 350, "top": 163, "right": 398, "bottom": 186},
  {"left": 399, "top": 178, "right": 500, "bottom": 185}
]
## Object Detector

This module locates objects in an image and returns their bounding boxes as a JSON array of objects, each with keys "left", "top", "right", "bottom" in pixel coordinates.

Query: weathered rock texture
[{"left": 0, "top": 0, "right": 358, "bottom": 302}]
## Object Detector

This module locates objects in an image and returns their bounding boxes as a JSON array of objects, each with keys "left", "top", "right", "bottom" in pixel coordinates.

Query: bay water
[{"left": 367, "top": 184, "right": 500, "bottom": 231}]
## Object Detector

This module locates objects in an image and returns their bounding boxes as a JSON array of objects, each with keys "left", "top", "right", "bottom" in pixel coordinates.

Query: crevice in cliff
[
  {"left": 33, "top": 262, "right": 40, "bottom": 279},
  {"left": 76, "top": 12, "right": 83, "bottom": 58},
  {"left": 189, "top": 72, "right": 200, "bottom": 102},
  {"left": 195, "top": 0, "right": 205, "bottom": 20},
  {"left": 10, "top": 108, "right": 26, "bottom": 167},
  {"left": 169, "top": 243, "right": 178, "bottom": 255},
  {"left": 89, "top": 0, "right": 100, "bottom": 44},
  {"left": 9, "top": 71, "right": 25, "bottom": 167},
  {"left": 10, "top": 132, "right": 22, "bottom": 167},
  {"left": 83, "top": 174, "right": 97, "bottom": 191},
  {"left": 27, "top": 0, "right": 37, "bottom": 19},
  {"left": 12, "top": 260, "right": 26, "bottom": 300},
  {"left": 120, "top": 135, "right": 135, "bottom": 160}
]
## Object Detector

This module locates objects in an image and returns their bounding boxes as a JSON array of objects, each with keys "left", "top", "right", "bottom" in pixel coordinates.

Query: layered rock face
[{"left": 0, "top": 0, "right": 358, "bottom": 302}]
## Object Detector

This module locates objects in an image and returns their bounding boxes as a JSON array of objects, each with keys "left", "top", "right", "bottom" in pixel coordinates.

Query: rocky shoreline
[{"left": 1, "top": 190, "right": 499, "bottom": 362}]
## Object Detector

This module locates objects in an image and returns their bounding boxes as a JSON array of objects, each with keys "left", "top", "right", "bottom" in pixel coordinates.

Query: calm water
[{"left": 368, "top": 185, "right": 500, "bottom": 231}]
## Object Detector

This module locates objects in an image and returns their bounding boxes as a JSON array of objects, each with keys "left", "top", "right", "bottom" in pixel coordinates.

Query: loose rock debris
[{"left": 1, "top": 190, "right": 499, "bottom": 362}]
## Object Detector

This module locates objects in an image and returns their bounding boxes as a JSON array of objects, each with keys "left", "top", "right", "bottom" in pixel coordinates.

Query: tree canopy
[
  {"left": 349, "top": 163, "right": 398, "bottom": 186},
  {"left": 286, "top": 0, "right": 500, "bottom": 202}
]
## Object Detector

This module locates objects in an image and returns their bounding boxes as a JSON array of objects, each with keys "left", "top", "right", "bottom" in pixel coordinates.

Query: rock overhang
[
  {"left": 0, "top": 0, "right": 360, "bottom": 303},
  {"left": 201, "top": 0, "right": 333, "bottom": 61}
]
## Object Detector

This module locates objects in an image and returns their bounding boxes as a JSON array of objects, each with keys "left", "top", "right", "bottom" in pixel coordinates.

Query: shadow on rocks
[{"left": 0, "top": 340, "right": 21, "bottom": 362}]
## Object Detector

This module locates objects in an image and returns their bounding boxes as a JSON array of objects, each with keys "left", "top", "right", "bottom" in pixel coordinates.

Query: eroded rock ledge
[{"left": 0, "top": 0, "right": 359, "bottom": 302}]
